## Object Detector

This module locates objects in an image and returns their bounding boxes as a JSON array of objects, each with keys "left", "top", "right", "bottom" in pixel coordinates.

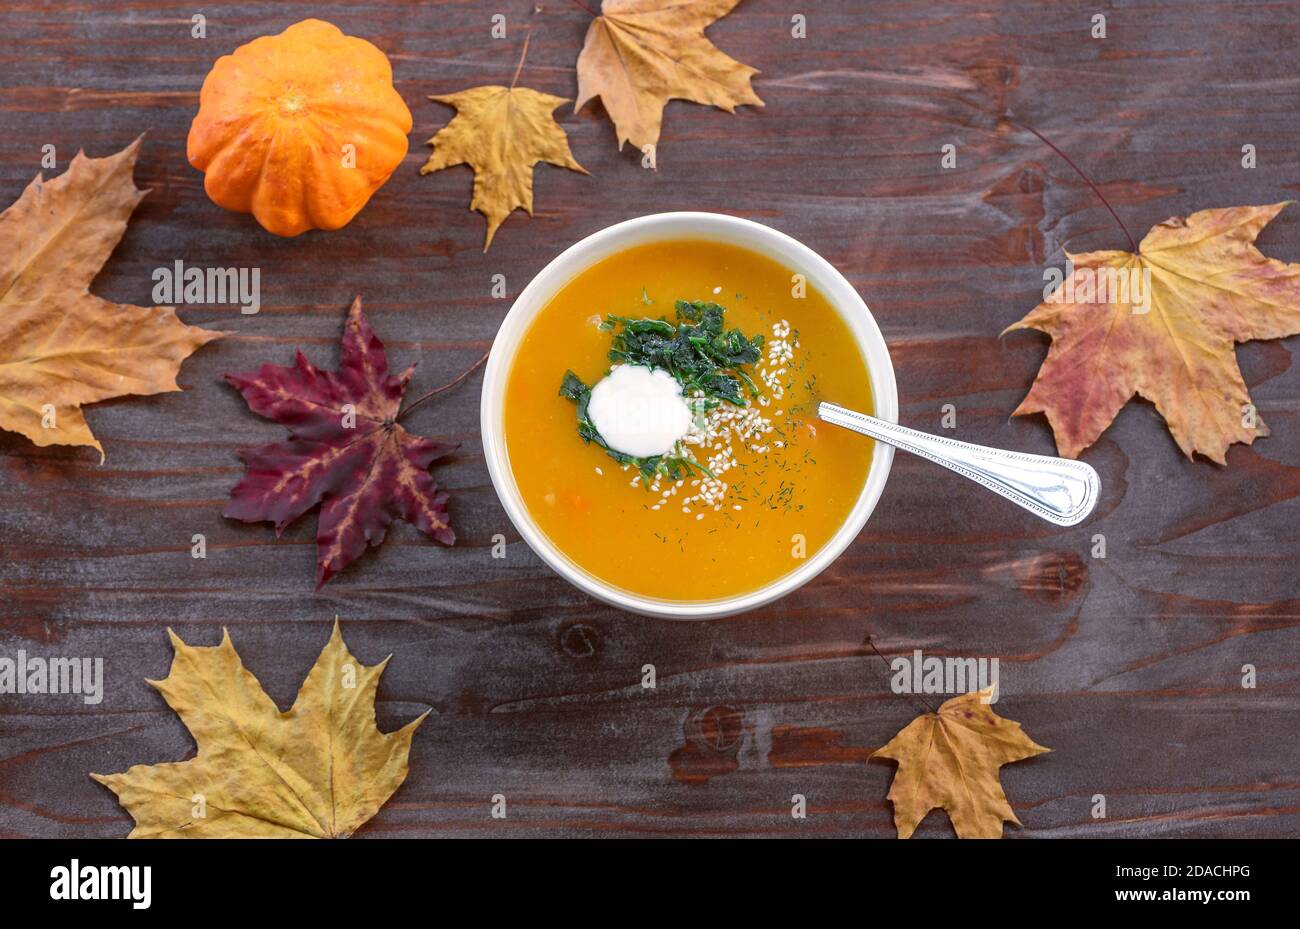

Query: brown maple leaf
[
  {"left": 575, "top": 0, "right": 763, "bottom": 169},
  {"left": 0, "top": 138, "right": 221, "bottom": 459},
  {"left": 224, "top": 296, "right": 458, "bottom": 586},
  {"left": 421, "top": 84, "right": 588, "bottom": 250},
  {"left": 871, "top": 687, "right": 1049, "bottom": 839},
  {"left": 1005, "top": 202, "right": 1300, "bottom": 464}
]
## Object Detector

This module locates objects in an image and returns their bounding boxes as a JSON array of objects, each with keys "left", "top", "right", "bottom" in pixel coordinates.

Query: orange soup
[{"left": 504, "top": 239, "right": 874, "bottom": 601}]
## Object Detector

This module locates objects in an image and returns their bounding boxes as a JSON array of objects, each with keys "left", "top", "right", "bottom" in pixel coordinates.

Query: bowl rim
[{"left": 480, "top": 211, "right": 898, "bottom": 619}]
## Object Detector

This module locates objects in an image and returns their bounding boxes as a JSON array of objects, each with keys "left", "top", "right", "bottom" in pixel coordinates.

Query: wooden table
[{"left": 2, "top": 0, "right": 1297, "bottom": 839}]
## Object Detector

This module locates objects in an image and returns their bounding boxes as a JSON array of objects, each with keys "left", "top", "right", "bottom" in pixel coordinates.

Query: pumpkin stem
[
  {"left": 398, "top": 349, "right": 490, "bottom": 419},
  {"left": 1008, "top": 116, "right": 1138, "bottom": 253}
]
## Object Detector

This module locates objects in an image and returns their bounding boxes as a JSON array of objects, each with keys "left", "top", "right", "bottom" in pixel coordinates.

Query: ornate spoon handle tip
[{"left": 818, "top": 402, "right": 1100, "bottom": 527}]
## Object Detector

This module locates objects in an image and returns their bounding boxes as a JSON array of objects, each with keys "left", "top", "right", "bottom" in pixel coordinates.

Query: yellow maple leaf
[
  {"left": 0, "top": 138, "right": 222, "bottom": 460},
  {"left": 872, "top": 687, "right": 1049, "bottom": 839},
  {"left": 1005, "top": 202, "right": 1300, "bottom": 464},
  {"left": 575, "top": 0, "right": 764, "bottom": 169},
  {"left": 421, "top": 85, "right": 588, "bottom": 250},
  {"left": 92, "top": 621, "right": 425, "bottom": 838}
]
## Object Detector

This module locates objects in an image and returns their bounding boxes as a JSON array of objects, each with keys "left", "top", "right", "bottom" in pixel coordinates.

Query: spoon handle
[{"left": 818, "top": 402, "right": 1100, "bottom": 526}]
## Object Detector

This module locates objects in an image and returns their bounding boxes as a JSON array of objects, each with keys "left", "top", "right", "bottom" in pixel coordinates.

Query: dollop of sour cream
[{"left": 587, "top": 365, "right": 691, "bottom": 458}]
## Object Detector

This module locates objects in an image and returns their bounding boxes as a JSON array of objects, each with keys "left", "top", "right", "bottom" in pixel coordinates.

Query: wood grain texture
[{"left": 1, "top": 0, "right": 1298, "bottom": 838}]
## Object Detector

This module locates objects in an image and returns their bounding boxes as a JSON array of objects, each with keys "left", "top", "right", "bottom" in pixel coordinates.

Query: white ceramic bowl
[{"left": 480, "top": 212, "right": 898, "bottom": 619}]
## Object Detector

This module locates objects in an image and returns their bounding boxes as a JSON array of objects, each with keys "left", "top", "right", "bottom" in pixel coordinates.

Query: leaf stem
[
  {"left": 398, "top": 349, "right": 490, "bottom": 419},
  {"left": 862, "top": 631, "right": 940, "bottom": 715},
  {"left": 510, "top": 26, "right": 534, "bottom": 90},
  {"left": 570, "top": 0, "right": 598, "bottom": 16},
  {"left": 1010, "top": 117, "right": 1138, "bottom": 253}
]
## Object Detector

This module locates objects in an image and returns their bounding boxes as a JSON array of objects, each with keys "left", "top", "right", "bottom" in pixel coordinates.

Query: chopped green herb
[
  {"left": 602, "top": 300, "right": 763, "bottom": 406},
  {"left": 559, "top": 300, "right": 763, "bottom": 483}
]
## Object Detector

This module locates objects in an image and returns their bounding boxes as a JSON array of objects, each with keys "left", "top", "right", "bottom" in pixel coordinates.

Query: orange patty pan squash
[{"left": 187, "top": 19, "right": 412, "bottom": 237}]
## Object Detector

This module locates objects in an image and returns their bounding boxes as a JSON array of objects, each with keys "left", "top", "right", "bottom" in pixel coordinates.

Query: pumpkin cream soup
[{"left": 503, "top": 239, "right": 873, "bottom": 601}]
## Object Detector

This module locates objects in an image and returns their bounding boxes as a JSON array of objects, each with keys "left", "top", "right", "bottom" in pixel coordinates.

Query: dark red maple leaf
[{"left": 224, "top": 296, "right": 456, "bottom": 586}]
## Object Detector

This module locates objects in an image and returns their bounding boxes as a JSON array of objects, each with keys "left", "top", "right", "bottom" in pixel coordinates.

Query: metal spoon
[{"left": 818, "top": 402, "right": 1100, "bottom": 526}]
